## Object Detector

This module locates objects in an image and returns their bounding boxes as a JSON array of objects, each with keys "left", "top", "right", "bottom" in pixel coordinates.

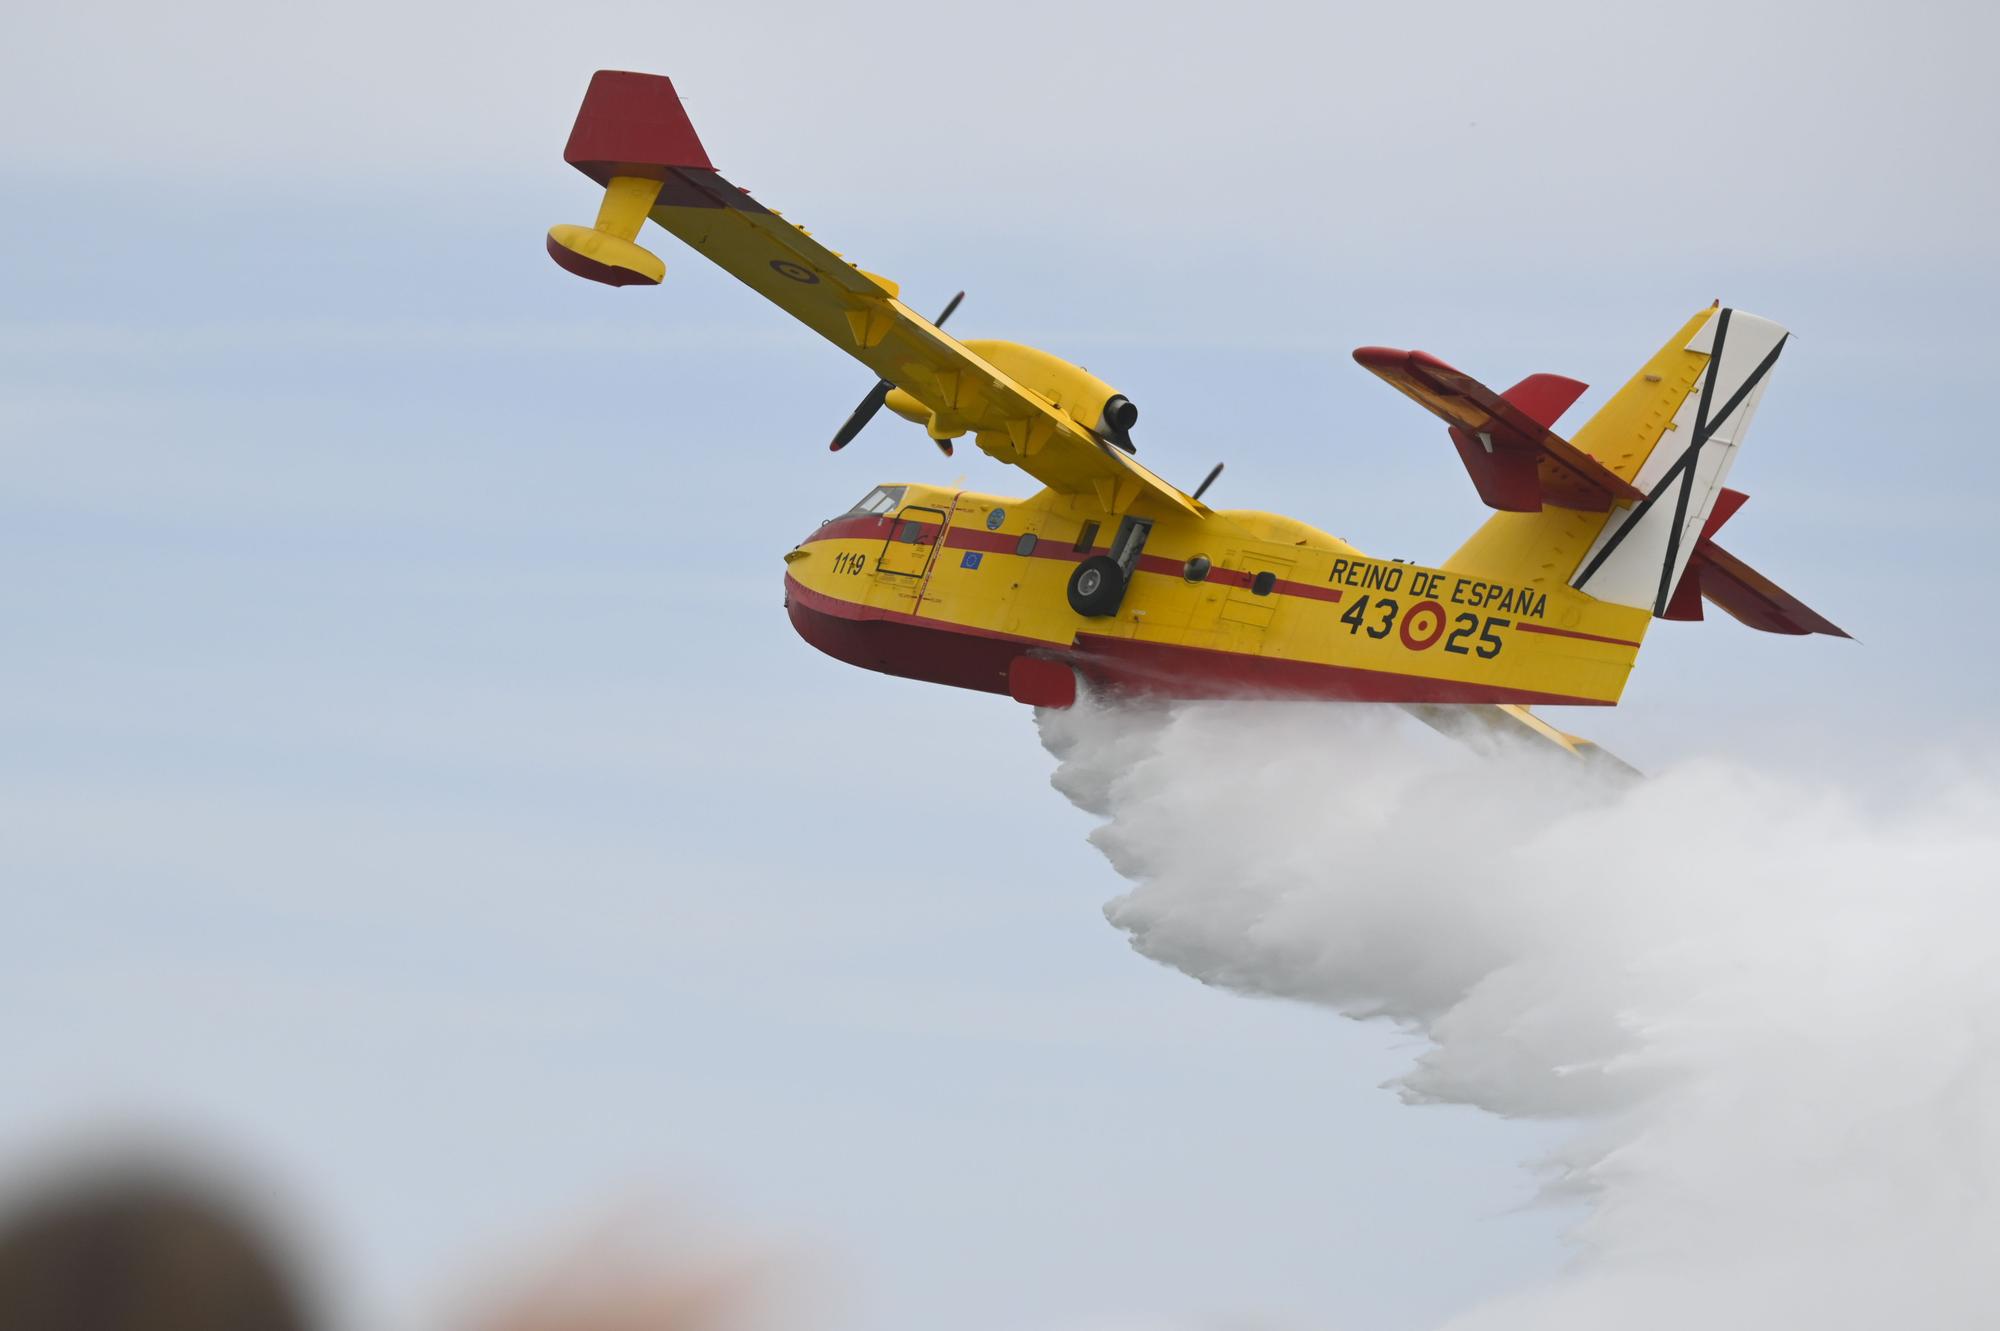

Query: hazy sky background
[{"left": 4, "top": 2, "right": 1997, "bottom": 1328}]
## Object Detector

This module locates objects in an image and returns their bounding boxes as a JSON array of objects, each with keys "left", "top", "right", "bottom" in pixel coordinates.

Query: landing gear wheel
[{"left": 1067, "top": 555, "right": 1127, "bottom": 618}]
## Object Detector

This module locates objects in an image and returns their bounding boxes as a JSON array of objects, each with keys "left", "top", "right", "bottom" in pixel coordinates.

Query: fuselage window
[
  {"left": 1251, "top": 571, "right": 1277, "bottom": 596},
  {"left": 1074, "top": 521, "right": 1100, "bottom": 552}
]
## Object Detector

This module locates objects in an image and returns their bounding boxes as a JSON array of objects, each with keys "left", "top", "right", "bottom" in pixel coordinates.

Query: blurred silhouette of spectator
[{"left": 0, "top": 1163, "right": 315, "bottom": 1331}]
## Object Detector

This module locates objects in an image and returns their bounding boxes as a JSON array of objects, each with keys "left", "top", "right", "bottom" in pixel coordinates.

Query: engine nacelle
[
  {"left": 879, "top": 340, "right": 1137, "bottom": 444},
  {"left": 964, "top": 340, "right": 1133, "bottom": 440}
]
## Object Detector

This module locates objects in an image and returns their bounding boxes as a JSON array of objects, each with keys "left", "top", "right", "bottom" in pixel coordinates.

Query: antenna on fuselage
[{"left": 828, "top": 291, "right": 965, "bottom": 458}]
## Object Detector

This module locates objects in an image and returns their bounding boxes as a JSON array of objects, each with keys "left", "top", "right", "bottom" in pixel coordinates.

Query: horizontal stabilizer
[
  {"left": 1692, "top": 541, "right": 1849, "bottom": 637},
  {"left": 1652, "top": 487, "right": 1847, "bottom": 637},
  {"left": 1353, "top": 346, "right": 1642, "bottom": 512}
]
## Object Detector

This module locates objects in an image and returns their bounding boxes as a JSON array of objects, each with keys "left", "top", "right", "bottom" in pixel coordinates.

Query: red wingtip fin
[{"left": 564, "top": 70, "right": 713, "bottom": 188}]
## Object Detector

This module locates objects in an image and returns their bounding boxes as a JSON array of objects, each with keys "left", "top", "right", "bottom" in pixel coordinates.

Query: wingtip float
[
  {"left": 546, "top": 70, "right": 1847, "bottom": 766},
  {"left": 546, "top": 70, "right": 714, "bottom": 287}
]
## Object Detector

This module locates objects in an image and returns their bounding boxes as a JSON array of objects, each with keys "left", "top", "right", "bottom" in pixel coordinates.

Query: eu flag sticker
[{"left": 961, "top": 552, "right": 983, "bottom": 569}]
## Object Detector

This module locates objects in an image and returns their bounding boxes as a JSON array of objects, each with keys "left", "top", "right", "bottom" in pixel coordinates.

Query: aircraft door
[
  {"left": 877, "top": 504, "right": 949, "bottom": 581},
  {"left": 1217, "top": 551, "right": 1294, "bottom": 649}
]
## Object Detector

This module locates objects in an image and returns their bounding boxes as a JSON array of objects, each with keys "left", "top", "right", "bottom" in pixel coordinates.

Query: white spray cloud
[{"left": 1039, "top": 699, "right": 2000, "bottom": 1330}]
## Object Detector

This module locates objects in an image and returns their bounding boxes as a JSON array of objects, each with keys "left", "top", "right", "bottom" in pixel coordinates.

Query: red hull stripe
[
  {"left": 801, "top": 519, "right": 1344, "bottom": 604},
  {"left": 784, "top": 576, "right": 1607, "bottom": 707},
  {"left": 1514, "top": 622, "right": 1643, "bottom": 648},
  {"left": 786, "top": 576, "right": 1056, "bottom": 650},
  {"left": 788, "top": 582, "right": 1023, "bottom": 697}
]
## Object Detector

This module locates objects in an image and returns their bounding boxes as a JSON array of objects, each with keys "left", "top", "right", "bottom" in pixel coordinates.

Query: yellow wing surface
[{"left": 547, "top": 70, "right": 1198, "bottom": 520}]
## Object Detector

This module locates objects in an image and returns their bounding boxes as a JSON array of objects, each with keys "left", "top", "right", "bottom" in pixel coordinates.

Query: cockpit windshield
[{"left": 846, "top": 485, "right": 907, "bottom": 517}]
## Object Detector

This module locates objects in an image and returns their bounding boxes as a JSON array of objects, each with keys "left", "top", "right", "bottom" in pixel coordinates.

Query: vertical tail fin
[
  {"left": 1567, "top": 307, "right": 1789, "bottom": 613},
  {"left": 1444, "top": 305, "right": 1785, "bottom": 619}
]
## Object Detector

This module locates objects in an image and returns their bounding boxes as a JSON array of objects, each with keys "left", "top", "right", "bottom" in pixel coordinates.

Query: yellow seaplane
[{"left": 546, "top": 71, "right": 1845, "bottom": 763}]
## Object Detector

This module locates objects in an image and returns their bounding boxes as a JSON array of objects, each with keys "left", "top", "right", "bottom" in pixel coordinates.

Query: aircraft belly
[{"left": 787, "top": 581, "right": 1023, "bottom": 695}]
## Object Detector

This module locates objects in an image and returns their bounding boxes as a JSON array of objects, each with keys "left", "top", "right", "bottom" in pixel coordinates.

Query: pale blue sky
[{"left": 4, "top": 2, "right": 1996, "bottom": 1328}]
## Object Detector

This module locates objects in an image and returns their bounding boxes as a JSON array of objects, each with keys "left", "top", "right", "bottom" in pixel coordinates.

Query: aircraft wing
[
  {"left": 550, "top": 71, "right": 1199, "bottom": 519},
  {"left": 1353, "top": 346, "right": 1644, "bottom": 512}
]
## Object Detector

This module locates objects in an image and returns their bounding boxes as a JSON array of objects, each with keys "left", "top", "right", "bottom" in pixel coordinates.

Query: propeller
[
  {"left": 829, "top": 291, "right": 965, "bottom": 456},
  {"left": 1192, "top": 462, "right": 1224, "bottom": 502}
]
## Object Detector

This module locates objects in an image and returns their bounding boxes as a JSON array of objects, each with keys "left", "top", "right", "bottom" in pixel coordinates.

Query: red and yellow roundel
[{"left": 1400, "top": 599, "right": 1447, "bottom": 650}]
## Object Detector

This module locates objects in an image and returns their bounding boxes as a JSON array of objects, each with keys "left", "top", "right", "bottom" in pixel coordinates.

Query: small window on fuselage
[{"left": 848, "top": 485, "right": 907, "bottom": 517}]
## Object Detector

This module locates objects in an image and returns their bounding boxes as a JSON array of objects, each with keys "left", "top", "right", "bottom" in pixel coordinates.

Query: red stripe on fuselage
[
  {"left": 1513, "top": 622, "right": 1643, "bottom": 648},
  {"left": 801, "top": 518, "right": 1344, "bottom": 604}
]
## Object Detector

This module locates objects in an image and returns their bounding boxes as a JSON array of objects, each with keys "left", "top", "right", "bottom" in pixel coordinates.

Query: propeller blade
[
  {"left": 826, "top": 292, "right": 965, "bottom": 453},
  {"left": 1192, "top": 462, "right": 1224, "bottom": 502},
  {"left": 829, "top": 379, "right": 891, "bottom": 452}
]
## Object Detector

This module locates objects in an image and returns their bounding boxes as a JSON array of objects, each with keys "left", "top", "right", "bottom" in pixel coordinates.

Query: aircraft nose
[{"left": 788, "top": 513, "right": 849, "bottom": 557}]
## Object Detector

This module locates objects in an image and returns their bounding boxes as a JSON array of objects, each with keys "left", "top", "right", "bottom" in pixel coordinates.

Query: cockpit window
[{"left": 846, "top": 485, "right": 907, "bottom": 517}]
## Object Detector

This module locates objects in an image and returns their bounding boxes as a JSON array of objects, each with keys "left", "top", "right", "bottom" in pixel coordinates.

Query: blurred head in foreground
[
  {"left": 0, "top": 1155, "right": 780, "bottom": 1331},
  {"left": 0, "top": 1163, "right": 314, "bottom": 1331}
]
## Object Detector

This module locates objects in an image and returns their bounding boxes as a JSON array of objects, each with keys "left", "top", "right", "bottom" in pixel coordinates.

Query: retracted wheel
[{"left": 1067, "top": 555, "right": 1127, "bottom": 617}]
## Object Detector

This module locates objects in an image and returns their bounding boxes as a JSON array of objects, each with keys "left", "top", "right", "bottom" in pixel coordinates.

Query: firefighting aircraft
[{"left": 546, "top": 71, "right": 1845, "bottom": 763}]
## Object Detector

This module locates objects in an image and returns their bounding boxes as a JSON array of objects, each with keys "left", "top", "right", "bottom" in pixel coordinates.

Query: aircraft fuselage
[{"left": 784, "top": 482, "right": 1651, "bottom": 708}]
